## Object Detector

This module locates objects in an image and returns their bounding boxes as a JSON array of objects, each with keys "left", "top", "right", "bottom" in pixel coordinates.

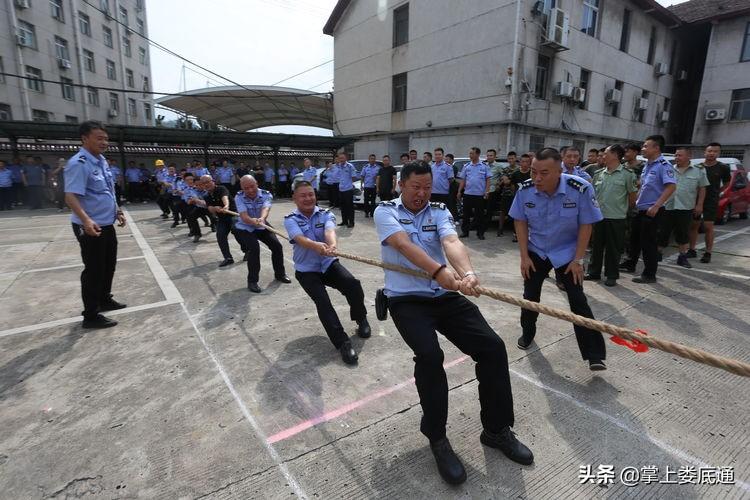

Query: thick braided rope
[{"left": 224, "top": 213, "right": 750, "bottom": 377}]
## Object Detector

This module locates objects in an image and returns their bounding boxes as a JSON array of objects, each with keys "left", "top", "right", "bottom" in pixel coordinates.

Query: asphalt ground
[{"left": 1, "top": 202, "right": 748, "bottom": 499}]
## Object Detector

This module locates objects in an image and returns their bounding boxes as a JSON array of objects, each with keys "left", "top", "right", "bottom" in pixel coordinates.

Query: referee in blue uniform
[{"left": 64, "top": 121, "right": 127, "bottom": 329}]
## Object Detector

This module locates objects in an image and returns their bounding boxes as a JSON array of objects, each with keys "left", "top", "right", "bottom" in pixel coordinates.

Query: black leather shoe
[
  {"left": 517, "top": 335, "right": 533, "bottom": 350},
  {"left": 632, "top": 275, "right": 657, "bottom": 283},
  {"left": 339, "top": 340, "right": 358, "bottom": 365},
  {"left": 430, "top": 437, "right": 467, "bottom": 485},
  {"left": 193, "top": 234, "right": 201, "bottom": 243},
  {"left": 247, "top": 282, "right": 262, "bottom": 293},
  {"left": 583, "top": 274, "right": 601, "bottom": 281},
  {"left": 480, "top": 427, "right": 534, "bottom": 465},
  {"left": 356, "top": 318, "right": 371, "bottom": 338},
  {"left": 604, "top": 278, "right": 617, "bottom": 287},
  {"left": 82, "top": 314, "right": 118, "bottom": 329},
  {"left": 100, "top": 299, "right": 127, "bottom": 312},
  {"left": 700, "top": 252, "right": 711, "bottom": 263},
  {"left": 218, "top": 258, "right": 234, "bottom": 267},
  {"left": 589, "top": 359, "right": 607, "bottom": 371},
  {"left": 275, "top": 275, "right": 292, "bottom": 284},
  {"left": 686, "top": 249, "right": 698, "bottom": 258},
  {"left": 170, "top": 221, "right": 178, "bottom": 228},
  {"left": 619, "top": 261, "right": 636, "bottom": 272},
  {"left": 375, "top": 288, "right": 388, "bottom": 321},
  {"left": 347, "top": 223, "right": 354, "bottom": 228}
]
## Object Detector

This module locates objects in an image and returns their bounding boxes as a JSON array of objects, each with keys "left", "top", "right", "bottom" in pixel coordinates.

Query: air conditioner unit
[
  {"left": 572, "top": 87, "right": 586, "bottom": 103},
  {"left": 108, "top": 109, "right": 119, "bottom": 118},
  {"left": 543, "top": 8, "right": 570, "bottom": 51},
  {"left": 605, "top": 88, "right": 622, "bottom": 104},
  {"left": 14, "top": 0, "right": 30, "bottom": 8},
  {"left": 677, "top": 70, "right": 688, "bottom": 81},
  {"left": 635, "top": 97, "right": 649, "bottom": 111},
  {"left": 659, "top": 111, "right": 670, "bottom": 123},
  {"left": 704, "top": 107, "right": 726, "bottom": 121},
  {"left": 553, "top": 81, "right": 574, "bottom": 98},
  {"left": 654, "top": 62, "right": 669, "bottom": 76},
  {"left": 58, "top": 58, "right": 72, "bottom": 69}
]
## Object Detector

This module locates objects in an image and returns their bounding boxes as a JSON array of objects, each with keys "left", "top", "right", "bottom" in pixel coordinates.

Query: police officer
[
  {"left": 0, "top": 160, "right": 14, "bottom": 210},
  {"left": 216, "top": 160, "right": 235, "bottom": 193},
  {"left": 361, "top": 154, "right": 380, "bottom": 217},
  {"left": 234, "top": 175, "right": 291, "bottom": 293},
  {"left": 301, "top": 157, "right": 319, "bottom": 192},
  {"left": 186, "top": 175, "right": 216, "bottom": 243},
  {"left": 64, "top": 121, "right": 126, "bottom": 329},
  {"left": 192, "top": 160, "right": 209, "bottom": 178},
  {"left": 176, "top": 173, "right": 199, "bottom": 235},
  {"left": 560, "top": 146, "right": 592, "bottom": 182},
  {"left": 509, "top": 147, "right": 606, "bottom": 370},
  {"left": 284, "top": 181, "right": 370, "bottom": 365},
  {"left": 108, "top": 159, "right": 123, "bottom": 205},
  {"left": 170, "top": 169, "right": 188, "bottom": 228},
  {"left": 154, "top": 159, "right": 172, "bottom": 218},
  {"left": 619, "top": 135, "right": 676, "bottom": 283},
  {"left": 429, "top": 147, "right": 453, "bottom": 206},
  {"left": 457, "top": 147, "right": 491, "bottom": 239},
  {"left": 158, "top": 163, "right": 177, "bottom": 220},
  {"left": 324, "top": 160, "right": 340, "bottom": 207},
  {"left": 335, "top": 152, "right": 359, "bottom": 228},
  {"left": 374, "top": 161, "right": 533, "bottom": 485}
]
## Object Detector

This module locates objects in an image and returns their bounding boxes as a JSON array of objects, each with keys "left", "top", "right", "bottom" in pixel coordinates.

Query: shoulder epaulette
[
  {"left": 518, "top": 179, "right": 534, "bottom": 190},
  {"left": 566, "top": 177, "right": 588, "bottom": 193},
  {"left": 378, "top": 200, "right": 396, "bottom": 206},
  {"left": 429, "top": 201, "right": 446, "bottom": 210},
  {"left": 77, "top": 156, "right": 86, "bottom": 163},
  {"left": 284, "top": 212, "right": 295, "bottom": 219},
  {"left": 318, "top": 207, "right": 330, "bottom": 213}
]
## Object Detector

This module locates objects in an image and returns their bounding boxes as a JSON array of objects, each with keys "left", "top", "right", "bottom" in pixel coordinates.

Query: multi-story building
[
  {"left": 324, "top": 0, "right": 681, "bottom": 158},
  {"left": 0, "top": 0, "right": 153, "bottom": 126}
]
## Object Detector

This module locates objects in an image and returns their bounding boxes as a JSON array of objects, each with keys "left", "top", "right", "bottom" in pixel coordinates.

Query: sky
[{"left": 146, "top": 0, "right": 688, "bottom": 136}]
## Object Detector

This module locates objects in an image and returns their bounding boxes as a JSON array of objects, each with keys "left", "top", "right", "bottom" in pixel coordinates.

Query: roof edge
[{"left": 323, "top": 0, "right": 351, "bottom": 36}]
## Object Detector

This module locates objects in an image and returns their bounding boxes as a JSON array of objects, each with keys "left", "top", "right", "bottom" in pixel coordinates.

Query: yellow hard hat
[{"left": 155, "top": 159, "right": 165, "bottom": 166}]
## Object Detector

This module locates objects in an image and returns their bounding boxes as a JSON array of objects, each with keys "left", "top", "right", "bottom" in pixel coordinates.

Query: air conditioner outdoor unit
[
  {"left": 14, "top": 0, "right": 30, "bottom": 8},
  {"left": 659, "top": 111, "right": 670, "bottom": 123},
  {"left": 677, "top": 70, "right": 688, "bottom": 81},
  {"left": 543, "top": 8, "right": 570, "bottom": 50},
  {"left": 572, "top": 87, "right": 586, "bottom": 103},
  {"left": 635, "top": 97, "right": 649, "bottom": 111},
  {"left": 654, "top": 62, "right": 669, "bottom": 76},
  {"left": 108, "top": 109, "right": 119, "bottom": 118},
  {"left": 704, "top": 107, "right": 726, "bottom": 121},
  {"left": 605, "top": 88, "right": 622, "bottom": 104},
  {"left": 554, "top": 81, "right": 574, "bottom": 98},
  {"left": 58, "top": 58, "right": 72, "bottom": 69}
]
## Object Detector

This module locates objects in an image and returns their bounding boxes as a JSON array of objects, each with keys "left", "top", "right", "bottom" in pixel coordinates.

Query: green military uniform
[{"left": 588, "top": 165, "right": 637, "bottom": 281}]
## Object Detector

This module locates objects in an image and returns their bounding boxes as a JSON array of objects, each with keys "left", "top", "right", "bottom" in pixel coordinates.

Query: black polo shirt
[{"left": 205, "top": 185, "right": 235, "bottom": 219}]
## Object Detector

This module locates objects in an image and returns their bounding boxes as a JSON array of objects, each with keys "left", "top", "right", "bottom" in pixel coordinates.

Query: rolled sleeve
[
  {"left": 64, "top": 162, "right": 87, "bottom": 196},
  {"left": 374, "top": 207, "right": 404, "bottom": 245}
]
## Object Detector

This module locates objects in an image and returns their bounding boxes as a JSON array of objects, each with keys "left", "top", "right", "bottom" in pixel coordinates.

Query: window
[
  {"left": 100, "top": 0, "right": 110, "bottom": 15},
  {"left": 619, "top": 9, "right": 631, "bottom": 52},
  {"left": 142, "top": 76, "right": 149, "bottom": 94},
  {"left": 138, "top": 47, "right": 146, "bottom": 64},
  {"left": 119, "top": 6, "right": 128, "bottom": 26},
  {"left": 50, "top": 0, "right": 64, "bottom": 21},
  {"left": 106, "top": 59, "right": 116, "bottom": 80},
  {"left": 529, "top": 134, "right": 545, "bottom": 153},
  {"left": 581, "top": 0, "right": 599, "bottom": 37},
  {"left": 729, "top": 88, "right": 750, "bottom": 121},
  {"left": 25, "top": 66, "right": 43, "bottom": 92},
  {"left": 136, "top": 18, "right": 144, "bottom": 35},
  {"left": 60, "top": 77, "right": 75, "bottom": 100},
  {"left": 637, "top": 90, "right": 649, "bottom": 123},
  {"left": 32, "top": 109, "right": 51, "bottom": 122},
  {"left": 109, "top": 92, "right": 119, "bottom": 111},
  {"left": 393, "top": 4, "right": 409, "bottom": 48},
  {"left": 65, "top": 115, "right": 78, "bottom": 124},
  {"left": 392, "top": 72, "right": 407, "bottom": 111},
  {"left": 668, "top": 39, "right": 678, "bottom": 74},
  {"left": 122, "top": 36, "right": 131, "bottom": 57},
  {"left": 573, "top": 139, "right": 586, "bottom": 153},
  {"left": 79, "top": 12, "right": 91, "bottom": 36},
  {"left": 0, "top": 104, "right": 13, "bottom": 121},
  {"left": 534, "top": 53, "right": 551, "bottom": 99},
  {"left": 83, "top": 50, "right": 95, "bottom": 72},
  {"left": 126, "top": 69, "right": 134, "bottom": 87},
  {"left": 103, "top": 26, "right": 113, "bottom": 47},
  {"left": 17, "top": 20, "right": 37, "bottom": 48},
  {"left": 143, "top": 102, "right": 152, "bottom": 121},
  {"left": 578, "top": 68, "right": 590, "bottom": 109},
  {"left": 127, "top": 98, "right": 137, "bottom": 117},
  {"left": 54, "top": 36, "right": 69, "bottom": 60},
  {"left": 647, "top": 26, "right": 657, "bottom": 65},
  {"left": 741, "top": 23, "right": 750, "bottom": 62},
  {"left": 87, "top": 87, "right": 99, "bottom": 106},
  {"left": 612, "top": 80, "right": 623, "bottom": 117}
]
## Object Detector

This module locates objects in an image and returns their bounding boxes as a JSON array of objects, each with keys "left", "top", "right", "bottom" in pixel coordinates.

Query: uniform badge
[
  {"left": 422, "top": 224, "right": 437, "bottom": 232},
  {"left": 314, "top": 222, "right": 325, "bottom": 228},
  {"left": 398, "top": 218, "right": 413, "bottom": 224},
  {"left": 666, "top": 168, "right": 675, "bottom": 178},
  {"left": 563, "top": 202, "right": 576, "bottom": 208},
  {"left": 591, "top": 196, "right": 600, "bottom": 208},
  {"left": 525, "top": 202, "right": 535, "bottom": 208}
]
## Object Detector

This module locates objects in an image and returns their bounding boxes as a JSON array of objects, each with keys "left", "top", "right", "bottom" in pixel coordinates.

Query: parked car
[
  {"left": 687, "top": 158, "right": 748, "bottom": 224},
  {"left": 353, "top": 164, "right": 403, "bottom": 206},
  {"left": 291, "top": 166, "right": 328, "bottom": 200}
]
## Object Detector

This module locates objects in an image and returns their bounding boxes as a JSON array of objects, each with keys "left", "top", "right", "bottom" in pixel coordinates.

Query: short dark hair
[
  {"left": 383, "top": 154, "right": 390, "bottom": 159},
  {"left": 536, "top": 147, "right": 562, "bottom": 162},
  {"left": 520, "top": 153, "right": 531, "bottom": 159},
  {"left": 589, "top": 148, "right": 599, "bottom": 154},
  {"left": 560, "top": 146, "right": 568, "bottom": 154},
  {"left": 625, "top": 142, "right": 641, "bottom": 152},
  {"left": 423, "top": 151, "right": 432, "bottom": 158},
  {"left": 79, "top": 120, "right": 107, "bottom": 137},
  {"left": 507, "top": 151, "right": 517, "bottom": 157},
  {"left": 368, "top": 153, "right": 376, "bottom": 158},
  {"left": 706, "top": 142, "right": 721, "bottom": 148},
  {"left": 409, "top": 149, "right": 417, "bottom": 154},
  {"left": 470, "top": 147, "right": 481, "bottom": 155},
  {"left": 599, "top": 148, "right": 606, "bottom": 153},
  {"left": 607, "top": 144, "right": 625, "bottom": 160},
  {"left": 445, "top": 153, "right": 454, "bottom": 160},
  {"left": 645, "top": 134, "right": 665, "bottom": 150},
  {"left": 184, "top": 173, "right": 194, "bottom": 179},
  {"left": 564, "top": 146, "right": 581, "bottom": 155},
  {"left": 487, "top": 148, "right": 497, "bottom": 155},
  {"left": 675, "top": 146, "right": 692, "bottom": 154},
  {"left": 400, "top": 153, "right": 409, "bottom": 160},
  {"left": 400, "top": 161, "right": 432, "bottom": 181},
  {"left": 433, "top": 147, "right": 444, "bottom": 154},
  {"left": 293, "top": 180, "right": 313, "bottom": 192}
]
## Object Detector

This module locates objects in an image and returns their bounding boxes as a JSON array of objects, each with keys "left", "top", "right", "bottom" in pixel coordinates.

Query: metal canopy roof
[{"left": 155, "top": 85, "right": 334, "bottom": 131}]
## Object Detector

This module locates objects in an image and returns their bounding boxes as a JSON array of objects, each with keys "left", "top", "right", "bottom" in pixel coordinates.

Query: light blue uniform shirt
[
  {"left": 458, "top": 161, "right": 491, "bottom": 196},
  {"left": 509, "top": 174, "right": 603, "bottom": 268},
  {"left": 278, "top": 168, "right": 289, "bottom": 182},
  {"left": 337, "top": 162, "right": 359, "bottom": 192},
  {"left": 23, "top": 165, "right": 45, "bottom": 186},
  {"left": 8, "top": 164, "right": 23, "bottom": 183},
  {"left": 374, "top": 197, "right": 457, "bottom": 298},
  {"left": 155, "top": 168, "right": 166, "bottom": 183},
  {"left": 217, "top": 167, "right": 234, "bottom": 184},
  {"left": 0, "top": 168, "right": 13, "bottom": 187},
  {"left": 109, "top": 166, "right": 121, "bottom": 181},
  {"left": 562, "top": 165, "right": 592, "bottom": 182},
  {"left": 64, "top": 148, "right": 118, "bottom": 227},
  {"left": 431, "top": 161, "right": 454, "bottom": 195},
  {"left": 180, "top": 185, "right": 199, "bottom": 202},
  {"left": 192, "top": 167, "right": 209, "bottom": 178},
  {"left": 162, "top": 173, "right": 176, "bottom": 193},
  {"left": 125, "top": 167, "right": 141, "bottom": 182},
  {"left": 284, "top": 206, "right": 337, "bottom": 273},
  {"left": 635, "top": 155, "right": 676, "bottom": 210},
  {"left": 263, "top": 168, "right": 275, "bottom": 182},
  {"left": 172, "top": 178, "right": 186, "bottom": 197},
  {"left": 361, "top": 164, "right": 380, "bottom": 188},
  {"left": 235, "top": 189, "right": 272, "bottom": 232},
  {"left": 302, "top": 166, "right": 318, "bottom": 189},
  {"left": 290, "top": 167, "right": 299, "bottom": 177},
  {"left": 325, "top": 164, "right": 340, "bottom": 184}
]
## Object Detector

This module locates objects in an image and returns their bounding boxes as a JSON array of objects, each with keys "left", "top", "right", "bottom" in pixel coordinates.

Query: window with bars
[
  {"left": 127, "top": 98, "right": 137, "bottom": 117},
  {"left": 741, "top": 23, "right": 750, "bottom": 62},
  {"left": 619, "top": 9, "right": 631, "bottom": 52},
  {"left": 119, "top": 6, "right": 128, "bottom": 26},
  {"left": 106, "top": 59, "right": 116, "bottom": 80},
  {"left": 123, "top": 36, "right": 131, "bottom": 57},
  {"left": 136, "top": 18, "right": 144, "bottom": 35},
  {"left": 103, "top": 26, "right": 113, "bottom": 47},
  {"left": 126, "top": 69, "right": 134, "bottom": 88},
  {"left": 529, "top": 134, "right": 546, "bottom": 153},
  {"left": 729, "top": 88, "right": 750, "bottom": 121},
  {"left": 109, "top": 92, "right": 119, "bottom": 111},
  {"left": 393, "top": 4, "right": 409, "bottom": 48},
  {"left": 83, "top": 50, "right": 95, "bottom": 72},
  {"left": 17, "top": 21, "right": 37, "bottom": 48},
  {"left": 144, "top": 102, "right": 152, "bottom": 121},
  {"left": 647, "top": 26, "right": 657, "bottom": 65},
  {"left": 25, "top": 66, "right": 43, "bottom": 92},
  {"left": 138, "top": 47, "right": 146, "bottom": 64},
  {"left": 32, "top": 109, "right": 51, "bottom": 122},
  {"left": 49, "top": 0, "right": 64, "bottom": 21},
  {"left": 578, "top": 68, "right": 590, "bottom": 110},
  {"left": 581, "top": 0, "right": 599, "bottom": 37},
  {"left": 54, "top": 36, "right": 70, "bottom": 60},
  {"left": 534, "top": 53, "right": 551, "bottom": 99},
  {"left": 79, "top": 12, "right": 91, "bottom": 36},
  {"left": 60, "top": 77, "right": 75, "bottom": 100},
  {"left": 65, "top": 115, "right": 78, "bottom": 124},
  {"left": 612, "top": 80, "right": 623, "bottom": 117},
  {"left": 392, "top": 73, "right": 407, "bottom": 112},
  {"left": 87, "top": 87, "right": 100, "bottom": 106}
]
